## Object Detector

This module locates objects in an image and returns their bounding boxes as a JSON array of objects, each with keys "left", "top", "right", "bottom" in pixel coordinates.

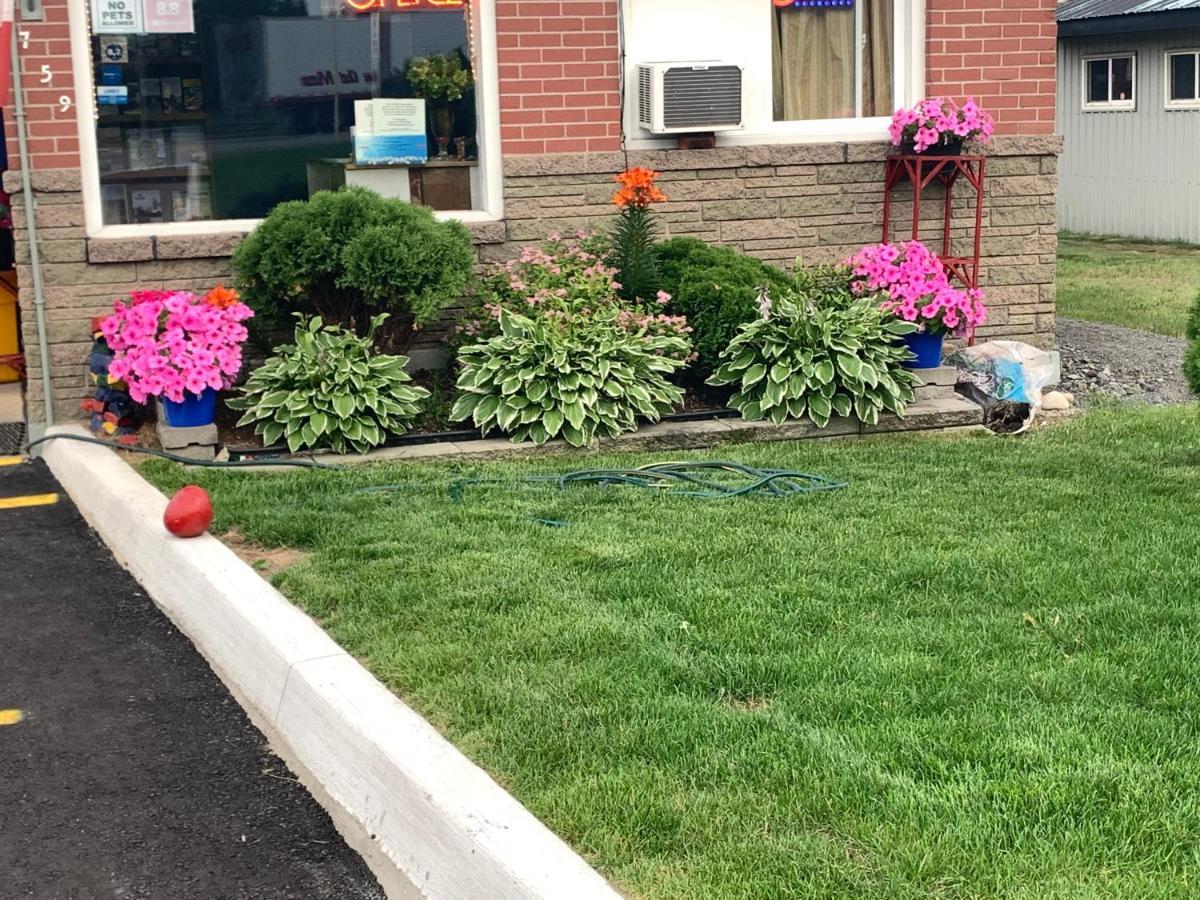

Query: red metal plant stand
[{"left": 881, "top": 154, "right": 987, "bottom": 291}]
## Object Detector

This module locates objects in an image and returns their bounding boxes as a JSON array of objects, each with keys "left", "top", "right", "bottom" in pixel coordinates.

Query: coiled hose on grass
[{"left": 354, "top": 460, "right": 848, "bottom": 503}]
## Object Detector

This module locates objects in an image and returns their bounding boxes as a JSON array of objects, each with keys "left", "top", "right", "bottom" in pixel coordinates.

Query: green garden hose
[
  {"left": 22, "top": 433, "right": 340, "bottom": 469},
  {"left": 449, "top": 461, "right": 847, "bottom": 501},
  {"left": 26, "top": 436, "right": 846, "bottom": 502}
]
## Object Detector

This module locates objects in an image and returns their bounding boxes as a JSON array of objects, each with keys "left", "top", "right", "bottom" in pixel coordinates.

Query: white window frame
[
  {"left": 68, "top": 0, "right": 504, "bottom": 240},
  {"left": 1081, "top": 53, "right": 1137, "bottom": 112},
  {"left": 1165, "top": 49, "right": 1200, "bottom": 110},
  {"left": 621, "top": 0, "right": 924, "bottom": 149}
]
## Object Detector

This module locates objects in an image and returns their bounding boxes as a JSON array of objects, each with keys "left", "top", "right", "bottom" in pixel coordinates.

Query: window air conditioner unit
[{"left": 636, "top": 62, "right": 743, "bottom": 134}]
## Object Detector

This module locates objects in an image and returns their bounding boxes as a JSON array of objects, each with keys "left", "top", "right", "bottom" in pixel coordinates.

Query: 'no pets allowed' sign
[{"left": 92, "top": 0, "right": 143, "bottom": 33}]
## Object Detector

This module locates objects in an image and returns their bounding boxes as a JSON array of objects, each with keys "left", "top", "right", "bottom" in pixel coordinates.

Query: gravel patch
[{"left": 1055, "top": 318, "right": 1191, "bottom": 406}]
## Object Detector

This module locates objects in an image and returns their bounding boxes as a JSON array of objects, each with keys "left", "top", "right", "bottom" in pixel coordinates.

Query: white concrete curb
[{"left": 42, "top": 425, "right": 621, "bottom": 900}]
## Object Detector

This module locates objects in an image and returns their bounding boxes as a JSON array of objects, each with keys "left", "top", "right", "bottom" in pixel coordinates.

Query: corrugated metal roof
[{"left": 1058, "top": 0, "right": 1200, "bottom": 22}]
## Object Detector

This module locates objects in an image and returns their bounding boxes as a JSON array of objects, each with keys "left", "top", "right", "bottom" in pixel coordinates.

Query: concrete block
[
  {"left": 88, "top": 238, "right": 156, "bottom": 264},
  {"left": 701, "top": 199, "right": 780, "bottom": 221},
  {"left": 604, "top": 418, "right": 734, "bottom": 451},
  {"left": 766, "top": 143, "right": 846, "bottom": 165},
  {"left": 914, "top": 384, "right": 957, "bottom": 401},
  {"left": 155, "top": 407, "right": 218, "bottom": 460},
  {"left": 155, "top": 233, "right": 248, "bottom": 260},
  {"left": 865, "top": 397, "right": 983, "bottom": 434},
  {"left": 914, "top": 365, "right": 958, "bottom": 386}
]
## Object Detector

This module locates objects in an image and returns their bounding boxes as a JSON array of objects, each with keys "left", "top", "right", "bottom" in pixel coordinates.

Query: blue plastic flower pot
[
  {"left": 901, "top": 331, "right": 945, "bottom": 369},
  {"left": 162, "top": 387, "right": 218, "bottom": 427}
]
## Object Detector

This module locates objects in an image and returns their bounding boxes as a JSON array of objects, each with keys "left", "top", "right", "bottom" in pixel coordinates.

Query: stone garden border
[
  {"left": 41, "top": 424, "right": 622, "bottom": 900},
  {"left": 303, "top": 396, "right": 985, "bottom": 467}
]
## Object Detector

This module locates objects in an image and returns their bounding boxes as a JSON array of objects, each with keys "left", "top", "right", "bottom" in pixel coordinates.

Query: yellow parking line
[
  {"left": 0, "top": 456, "right": 23, "bottom": 467},
  {"left": 0, "top": 709, "right": 24, "bottom": 726},
  {"left": 0, "top": 493, "right": 59, "bottom": 510}
]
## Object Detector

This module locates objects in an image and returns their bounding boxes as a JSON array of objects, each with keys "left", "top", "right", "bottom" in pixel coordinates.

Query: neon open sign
[
  {"left": 772, "top": 0, "right": 853, "bottom": 6},
  {"left": 345, "top": 0, "right": 466, "bottom": 10}
]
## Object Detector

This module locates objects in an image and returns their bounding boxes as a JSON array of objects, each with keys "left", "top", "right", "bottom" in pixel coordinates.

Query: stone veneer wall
[
  {"left": 501, "top": 134, "right": 1061, "bottom": 345},
  {"left": 7, "top": 134, "right": 1058, "bottom": 423}
]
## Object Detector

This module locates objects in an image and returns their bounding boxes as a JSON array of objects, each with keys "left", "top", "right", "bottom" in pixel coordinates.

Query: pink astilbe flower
[
  {"left": 847, "top": 240, "right": 987, "bottom": 338},
  {"left": 458, "top": 231, "right": 694, "bottom": 360},
  {"left": 100, "top": 289, "right": 255, "bottom": 405}
]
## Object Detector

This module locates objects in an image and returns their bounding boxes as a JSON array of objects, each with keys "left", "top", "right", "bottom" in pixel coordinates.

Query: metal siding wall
[{"left": 1057, "top": 29, "right": 1200, "bottom": 243}]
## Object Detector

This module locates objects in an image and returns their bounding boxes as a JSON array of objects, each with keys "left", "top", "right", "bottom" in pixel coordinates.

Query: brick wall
[
  {"left": 2, "top": 0, "right": 79, "bottom": 170},
  {"left": 501, "top": 136, "right": 1061, "bottom": 347},
  {"left": 495, "top": 1, "right": 622, "bottom": 154},
  {"left": 926, "top": 0, "right": 1058, "bottom": 135}
]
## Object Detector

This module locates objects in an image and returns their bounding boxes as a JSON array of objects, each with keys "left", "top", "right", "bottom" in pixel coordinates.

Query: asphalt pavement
[{"left": 0, "top": 458, "right": 384, "bottom": 899}]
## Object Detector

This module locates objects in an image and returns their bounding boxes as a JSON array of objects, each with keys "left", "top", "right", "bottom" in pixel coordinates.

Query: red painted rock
[{"left": 163, "top": 486, "right": 213, "bottom": 538}]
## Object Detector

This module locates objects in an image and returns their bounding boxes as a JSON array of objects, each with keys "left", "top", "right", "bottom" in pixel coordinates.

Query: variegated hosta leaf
[
  {"left": 233, "top": 314, "right": 428, "bottom": 454},
  {"left": 708, "top": 285, "right": 918, "bottom": 430},
  {"left": 451, "top": 308, "right": 689, "bottom": 446}
]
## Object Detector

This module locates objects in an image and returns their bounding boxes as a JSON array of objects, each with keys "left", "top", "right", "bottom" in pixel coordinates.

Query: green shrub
[
  {"left": 655, "top": 237, "right": 796, "bottom": 379},
  {"left": 451, "top": 308, "right": 687, "bottom": 447},
  {"left": 228, "top": 314, "right": 429, "bottom": 454},
  {"left": 231, "top": 186, "right": 473, "bottom": 351},
  {"left": 1185, "top": 290, "right": 1200, "bottom": 395},
  {"left": 708, "top": 288, "right": 920, "bottom": 428}
]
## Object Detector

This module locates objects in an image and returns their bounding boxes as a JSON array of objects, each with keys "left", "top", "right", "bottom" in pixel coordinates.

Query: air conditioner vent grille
[
  {"left": 638, "top": 65, "right": 653, "bottom": 128},
  {"left": 661, "top": 65, "right": 742, "bottom": 129}
]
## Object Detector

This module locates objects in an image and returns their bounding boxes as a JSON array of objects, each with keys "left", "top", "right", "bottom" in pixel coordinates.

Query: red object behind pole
[{"left": 0, "top": 0, "right": 13, "bottom": 110}]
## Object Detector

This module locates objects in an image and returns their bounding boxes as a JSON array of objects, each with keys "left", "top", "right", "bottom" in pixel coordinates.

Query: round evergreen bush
[
  {"left": 1184, "top": 289, "right": 1200, "bottom": 396},
  {"left": 232, "top": 186, "right": 474, "bottom": 351},
  {"left": 654, "top": 237, "right": 795, "bottom": 379}
]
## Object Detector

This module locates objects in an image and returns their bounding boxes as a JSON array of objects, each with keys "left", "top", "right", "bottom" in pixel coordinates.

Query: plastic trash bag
[{"left": 946, "top": 341, "right": 1061, "bottom": 433}]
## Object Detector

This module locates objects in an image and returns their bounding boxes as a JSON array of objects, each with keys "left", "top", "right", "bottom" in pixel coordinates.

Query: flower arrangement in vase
[
  {"left": 848, "top": 240, "right": 987, "bottom": 368},
  {"left": 406, "top": 52, "right": 474, "bottom": 159},
  {"left": 888, "top": 98, "right": 995, "bottom": 155},
  {"left": 101, "top": 286, "right": 254, "bottom": 426}
]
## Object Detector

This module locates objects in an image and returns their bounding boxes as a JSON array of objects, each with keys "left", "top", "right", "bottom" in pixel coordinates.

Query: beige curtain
[
  {"left": 772, "top": 0, "right": 893, "bottom": 122},
  {"left": 862, "top": 0, "right": 893, "bottom": 117}
]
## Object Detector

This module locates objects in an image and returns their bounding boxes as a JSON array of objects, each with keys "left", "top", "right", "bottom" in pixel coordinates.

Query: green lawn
[
  {"left": 145, "top": 407, "right": 1200, "bottom": 899},
  {"left": 1057, "top": 233, "right": 1200, "bottom": 337}
]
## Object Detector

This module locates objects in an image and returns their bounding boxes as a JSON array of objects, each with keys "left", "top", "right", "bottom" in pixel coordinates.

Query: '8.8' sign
[{"left": 143, "top": 0, "right": 195, "bottom": 33}]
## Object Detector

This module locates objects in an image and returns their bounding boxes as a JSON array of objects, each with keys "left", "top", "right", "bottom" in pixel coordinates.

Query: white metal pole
[{"left": 10, "top": 23, "right": 54, "bottom": 430}]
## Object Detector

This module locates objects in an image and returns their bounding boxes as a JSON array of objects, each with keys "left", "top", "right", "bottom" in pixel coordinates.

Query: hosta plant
[
  {"left": 451, "top": 307, "right": 687, "bottom": 447},
  {"left": 708, "top": 288, "right": 921, "bottom": 428},
  {"left": 228, "top": 314, "right": 428, "bottom": 454}
]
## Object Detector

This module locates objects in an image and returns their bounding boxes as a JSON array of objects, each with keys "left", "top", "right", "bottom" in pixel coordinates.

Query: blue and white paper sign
[{"left": 353, "top": 99, "right": 427, "bottom": 166}]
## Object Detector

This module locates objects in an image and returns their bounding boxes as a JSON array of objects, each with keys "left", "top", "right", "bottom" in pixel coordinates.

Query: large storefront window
[{"left": 91, "top": 0, "right": 479, "bottom": 225}]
